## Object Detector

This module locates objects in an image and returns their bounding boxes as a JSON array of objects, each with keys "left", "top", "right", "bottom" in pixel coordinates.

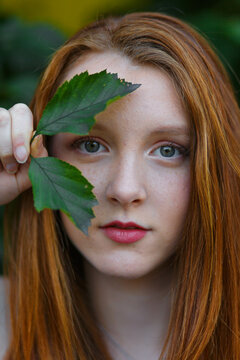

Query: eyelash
[
  {"left": 73, "top": 136, "right": 189, "bottom": 159},
  {"left": 73, "top": 136, "right": 107, "bottom": 154},
  {"left": 151, "top": 142, "right": 189, "bottom": 159}
]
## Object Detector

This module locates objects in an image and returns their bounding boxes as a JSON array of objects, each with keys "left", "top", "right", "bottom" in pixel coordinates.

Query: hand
[{"left": 0, "top": 103, "right": 48, "bottom": 206}]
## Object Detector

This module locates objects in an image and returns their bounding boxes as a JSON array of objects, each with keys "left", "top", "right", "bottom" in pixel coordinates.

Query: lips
[{"left": 100, "top": 221, "right": 150, "bottom": 243}]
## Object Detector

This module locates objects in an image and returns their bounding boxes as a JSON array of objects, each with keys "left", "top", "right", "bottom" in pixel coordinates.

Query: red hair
[{"left": 4, "top": 12, "right": 240, "bottom": 359}]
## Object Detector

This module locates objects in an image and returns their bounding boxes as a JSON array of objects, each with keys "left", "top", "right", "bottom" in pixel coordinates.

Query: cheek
[
  {"left": 74, "top": 162, "right": 110, "bottom": 201},
  {"left": 153, "top": 161, "right": 190, "bottom": 199},
  {"left": 165, "top": 173, "right": 190, "bottom": 209},
  {"left": 150, "top": 165, "right": 191, "bottom": 229}
]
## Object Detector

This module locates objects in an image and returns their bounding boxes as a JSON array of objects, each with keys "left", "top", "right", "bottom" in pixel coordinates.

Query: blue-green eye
[
  {"left": 84, "top": 140, "right": 100, "bottom": 153},
  {"left": 77, "top": 138, "right": 106, "bottom": 154},
  {"left": 152, "top": 144, "right": 185, "bottom": 159}
]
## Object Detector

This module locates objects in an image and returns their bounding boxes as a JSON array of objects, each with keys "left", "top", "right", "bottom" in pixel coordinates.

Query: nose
[{"left": 106, "top": 154, "right": 147, "bottom": 208}]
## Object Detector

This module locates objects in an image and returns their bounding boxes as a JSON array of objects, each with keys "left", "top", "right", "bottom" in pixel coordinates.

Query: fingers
[
  {"left": 30, "top": 132, "right": 48, "bottom": 158},
  {"left": 9, "top": 103, "right": 33, "bottom": 163},
  {"left": 0, "top": 107, "right": 17, "bottom": 174},
  {"left": 0, "top": 103, "right": 50, "bottom": 206},
  {"left": 0, "top": 103, "right": 33, "bottom": 174}
]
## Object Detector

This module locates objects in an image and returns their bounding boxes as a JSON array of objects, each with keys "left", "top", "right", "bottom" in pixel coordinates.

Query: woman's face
[{"left": 49, "top": 51, "right": 191, "bottom": 279}]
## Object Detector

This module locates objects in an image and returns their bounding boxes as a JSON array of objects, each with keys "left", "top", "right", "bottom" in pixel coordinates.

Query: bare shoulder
[{"left": 0, "top": 276, "right": 10, "bottom": 359}]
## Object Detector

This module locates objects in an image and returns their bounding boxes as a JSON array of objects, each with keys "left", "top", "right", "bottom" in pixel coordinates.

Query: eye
[
  {"left": 74, "top": 137, "right": 107, "bottom": 154},
  {"left": 151, "top": 144, "right": 187, "bottom": 159}
]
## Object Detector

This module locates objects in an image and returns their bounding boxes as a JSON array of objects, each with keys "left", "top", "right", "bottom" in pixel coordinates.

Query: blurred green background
[{"left": 0, "top": 0, "right": 239, "bottom": 273}]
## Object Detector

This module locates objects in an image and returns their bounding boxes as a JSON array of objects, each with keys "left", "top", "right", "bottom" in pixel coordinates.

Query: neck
[{"left": 84, "top": 260, "right": 175, "bottom": 360}]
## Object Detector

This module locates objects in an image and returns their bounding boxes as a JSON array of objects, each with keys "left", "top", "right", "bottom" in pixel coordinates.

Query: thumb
[{"left": 30, "top": 132, "right": 48, "bottom": 158}]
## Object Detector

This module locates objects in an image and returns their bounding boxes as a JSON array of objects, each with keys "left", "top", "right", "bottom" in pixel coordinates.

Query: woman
[{"left": 0, "top": 12, "right": 240, "bottom": 360}]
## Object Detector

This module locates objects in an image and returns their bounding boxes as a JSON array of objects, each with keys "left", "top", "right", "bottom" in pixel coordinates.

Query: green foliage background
[{"left": 0, "top": 0, "right": 239, "bottom": 273}]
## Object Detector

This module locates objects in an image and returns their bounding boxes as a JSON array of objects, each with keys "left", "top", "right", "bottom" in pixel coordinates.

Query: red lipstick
[{"left": 100, "top": 221, "right": 150, "bottom": 244}]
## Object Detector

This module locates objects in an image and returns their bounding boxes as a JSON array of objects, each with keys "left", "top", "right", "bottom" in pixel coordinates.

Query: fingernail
[
  {"left": 6, "top": 163, "right": 18, "bottom": 174},
  {"left": 15, "top": 145, "right": 28, "bottom": 163}
]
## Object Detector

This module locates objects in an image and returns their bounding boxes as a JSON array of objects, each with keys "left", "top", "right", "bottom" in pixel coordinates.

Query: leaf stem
[{"left": 30, "top": 131, "right": 39, "bottom": 146}]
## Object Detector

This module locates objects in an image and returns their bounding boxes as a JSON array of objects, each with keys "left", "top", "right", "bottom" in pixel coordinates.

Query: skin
[
  {"left": 49, "top": 51, "right": 191, "bottom": 280},
  {"left": 0, "top": 51, "right": 191, "bottom": 359},
  {"left": 49, "top": 51, "right": 191, "bottom": 359},
  {"left": 0, "top": 105, "right": 48, "bottom": 205}
]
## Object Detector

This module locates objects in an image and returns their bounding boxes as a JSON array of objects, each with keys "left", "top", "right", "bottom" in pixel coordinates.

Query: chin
[{"left": 83, "top": 252, "right": 169, "bottom": 280}]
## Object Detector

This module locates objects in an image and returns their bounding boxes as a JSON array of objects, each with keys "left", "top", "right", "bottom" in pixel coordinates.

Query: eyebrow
[
  {"left": 149, "top": 126, "right": 190, "bottom": 137},
  {"left": 92, "top": 123, "right": 190, "bottom": 136}
]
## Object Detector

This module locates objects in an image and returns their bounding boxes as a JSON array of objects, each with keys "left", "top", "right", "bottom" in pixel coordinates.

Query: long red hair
[{"left": 4, "top": 12, "right": 240, "bottom": 359}]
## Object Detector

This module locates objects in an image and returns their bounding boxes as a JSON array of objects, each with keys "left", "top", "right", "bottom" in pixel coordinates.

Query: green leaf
[
  {"left": 29, "top": 70, "right": 141, "bottom": 233},
  {"left": 32, "top": 70, "right": 141, "bottom": 140},
  {"left": 29, "top": 156, "right": 97, "bottom": 235}
]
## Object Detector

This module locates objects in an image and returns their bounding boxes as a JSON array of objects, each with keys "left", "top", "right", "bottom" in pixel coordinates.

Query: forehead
[{"left": 62, "top": 50, "right": 189, "bottom": 132}]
